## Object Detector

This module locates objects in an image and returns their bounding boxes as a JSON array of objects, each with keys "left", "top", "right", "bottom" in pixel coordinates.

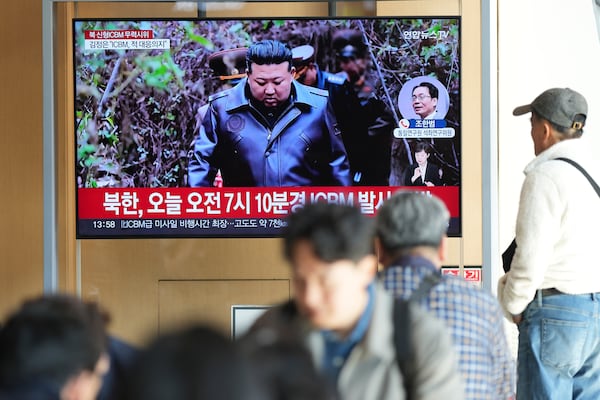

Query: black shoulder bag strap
[
  {"left": 503, "top": 157, "right": 600, "bottom": 272},
  {"left": 555, "top": 157, "right": 600, "bottom": 196},
  {"left": 393, "top": 272, "right": 442, "bottom": 399}
]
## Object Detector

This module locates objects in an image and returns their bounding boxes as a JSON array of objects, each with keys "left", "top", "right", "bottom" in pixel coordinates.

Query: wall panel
[
  {"left": 376, "top": 0, "right": 459, "bottom": 15},
  {"left": 0, "top": 0, "right": 44, "bottom": 320},
  {"left": 158, "top": 279, "right": 290, "bottom": 338}
]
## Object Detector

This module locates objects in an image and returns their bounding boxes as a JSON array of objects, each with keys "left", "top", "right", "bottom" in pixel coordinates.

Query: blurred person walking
[
  {"left": 250, "top": 202, "right": 464, "bottom": 400},
  {"left": 0, "top": 294, "right": 110, "bottom": 400}
]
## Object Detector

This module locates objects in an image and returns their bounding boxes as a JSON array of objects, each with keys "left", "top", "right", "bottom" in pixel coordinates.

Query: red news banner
[{"left": 78, "top": 187, "right": 460, "bottom": 220}]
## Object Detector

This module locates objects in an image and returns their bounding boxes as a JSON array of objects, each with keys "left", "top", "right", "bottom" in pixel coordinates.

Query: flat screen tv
[{"left": 73, "top": 16, "right": 461, "bottom": 238}]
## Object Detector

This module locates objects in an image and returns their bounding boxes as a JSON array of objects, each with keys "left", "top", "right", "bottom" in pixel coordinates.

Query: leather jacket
[{"left": 188, "top": 79, "right": 351, "bottom": 187}]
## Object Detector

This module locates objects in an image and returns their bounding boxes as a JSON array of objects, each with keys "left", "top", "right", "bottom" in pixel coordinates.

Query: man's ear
[
  {"left": 374, "top": 237, "right": 383, "bottom": 264},
  {"left": 290, "top": 66, "right": 296, "bottom": 76},
  {"left": 438, "top": 235, "right": 448, "bottom": 264},
  {"left": 60, "top": 354, "right": 110, "bottom": 400},
  {"left": 541, "top": 120, "right": 560, "bottom": 146},
  {"left": 358, "top": 254, "right": 378, "bottom": 282},
  {"left": 374, "top": 237, "right": 392, "bottom": 268}
]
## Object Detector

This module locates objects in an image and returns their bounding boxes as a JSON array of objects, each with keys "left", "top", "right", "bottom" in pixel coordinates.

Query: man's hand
[
  {"left": 512, "top": 313, "right": 523, "bottom": 324},
  {"left": 412, "top": 167, "right": 422, "bottom": 183}
]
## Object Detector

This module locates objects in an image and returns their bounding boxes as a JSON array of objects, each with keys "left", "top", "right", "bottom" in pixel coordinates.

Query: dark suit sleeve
[
  {"left": 324, "top": 101, "right": 351, "bottom": 186},
  {"left": 403, "top": 164, "right": 422, "bottom": 186},
  {"left": 425, "top": 163, "right": 442, "bottom": 186}
]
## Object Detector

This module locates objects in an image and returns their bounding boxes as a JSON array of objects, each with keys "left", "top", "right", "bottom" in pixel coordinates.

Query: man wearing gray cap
[{"left": 498, "top": 88, "right": 600, "bottom": 399}]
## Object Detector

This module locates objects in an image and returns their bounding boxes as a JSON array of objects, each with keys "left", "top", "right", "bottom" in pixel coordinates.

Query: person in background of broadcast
[
  {"left": 403, "top": 141, "right": 442, "bottom": 186},
  {"left": 412, "top": 82, "right": 439, "bottom": 119},
  {"left": 376, "top": 191, "right": 516, "bottom": 400},
  {"left": 0, "top": 294, "right": 110, "bottom": 400},
  {"left": 291, "top": 44, "right": 346, "bottom": 91},
  {"left": 197, "top": 47, "right": 248, "bottom": 123},
  {"left": 326, "top": 29, "right": 394, "bottom": 186},
  {"left": 248, "top": 202, "right": 464, "bottom": 400},
  {"left": 188, "top": 39, "right": 350, "bottom": 187},
  {"left": 498, "top": 88, "right": 600, "bottom": 399},
  {"left": 192, "top": 47, "right": 248, "bottom": 188}
]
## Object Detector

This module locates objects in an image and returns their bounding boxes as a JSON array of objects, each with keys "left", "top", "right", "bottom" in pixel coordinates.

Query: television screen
[{"left": 74, "top": 16, "right": 461, "bottom": 238}]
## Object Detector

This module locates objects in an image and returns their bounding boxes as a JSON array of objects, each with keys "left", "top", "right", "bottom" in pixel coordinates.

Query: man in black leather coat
[{"left": 188, "top": 40, "right": 350, "bottom": 187}]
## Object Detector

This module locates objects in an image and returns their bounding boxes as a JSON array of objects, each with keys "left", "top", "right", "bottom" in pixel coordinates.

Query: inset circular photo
[{"left": 397, "top": 76, "right": 450, "bottom": 120}]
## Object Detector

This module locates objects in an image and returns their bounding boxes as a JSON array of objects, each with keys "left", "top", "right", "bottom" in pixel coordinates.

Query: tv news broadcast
[{"left": 74, "top": 17, "right": 461, "bottom": 238}]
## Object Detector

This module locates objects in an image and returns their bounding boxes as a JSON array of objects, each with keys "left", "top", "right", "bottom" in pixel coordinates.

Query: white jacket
[{"left": 499, "top": 137, "right": 600, "bottom": 316}]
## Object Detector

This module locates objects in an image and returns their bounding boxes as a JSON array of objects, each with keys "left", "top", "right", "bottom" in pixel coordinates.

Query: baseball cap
[{"left": 513, "top": 87, "right": 587, "bottom": 130}]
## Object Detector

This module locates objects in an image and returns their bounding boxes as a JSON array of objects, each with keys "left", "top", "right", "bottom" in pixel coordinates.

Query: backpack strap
[
  {"left": 393, "top": 298, "right": 412, "bottom": 398},
  {"left": 408, "top": 272, "right": 442, "bottom": 302},
  {"left": 393, "top": 272, "right": 443, "bottom": 399},
  {"left": 554, "top": 157, "right": 600, "bottom": 197}
]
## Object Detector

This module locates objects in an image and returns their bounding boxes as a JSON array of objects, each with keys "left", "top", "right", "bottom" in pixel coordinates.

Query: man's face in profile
[
  {"left": 296, "top": 64, "right": 318, "bottom": 87},
  {"left": 412, "top": 85, "right": 438, "bottom": 119},
  {"left": 289, "top": 240, "right": 373, "bottom": 335},
  {"left": 247, "top": 62, "right": 294, "bottom": 108}
]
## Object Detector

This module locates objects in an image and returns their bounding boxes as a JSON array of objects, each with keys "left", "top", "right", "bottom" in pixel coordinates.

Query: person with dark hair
[
  {"left": 375, "top": 191, "right": 516, "bottom": 399},
  {"left": 498, "top": 88, "right": 600, "bottom": 399},
  {"left": 188, "top": 39, "right": 350, "bottom": 187},
  {"left": 250, "top": 202, "right": 464, "bottom": 400},
  {"left": 121, "top": 325, "right": 264, "bottom": 400},
  {"left": 403, "top": 141, "right": 442, "bottom": 186},
  {"left": 207, "top": 47, "right": 248, "bottom": 87},
  {"left": 412, "top": 82, "right": 439, "bottom": 119},
  {"left": 240, "top": 325, "right": 336, "bottom": 400},
  {"left": 193, "top": 47, "right": 248, "bottom": 187},
  {"left": 0, "top": 294, "right": 110, "bottom": 400},
  {"left": 326, "top": 29, "right": 394, "bottom": 186}
]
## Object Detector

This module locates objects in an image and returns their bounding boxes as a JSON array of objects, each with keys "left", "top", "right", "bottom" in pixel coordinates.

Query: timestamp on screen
[{"left": 92, "top": 220, "right": 116, "bottom": 229}]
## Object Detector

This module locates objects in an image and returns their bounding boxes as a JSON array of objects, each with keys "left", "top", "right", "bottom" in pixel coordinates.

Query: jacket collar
[{"left": 524, "top": 138, "right": 586, "bottom": 174}]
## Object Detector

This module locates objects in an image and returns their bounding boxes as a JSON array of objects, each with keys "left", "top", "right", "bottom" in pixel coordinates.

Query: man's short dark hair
[
  {"left": 283, "top": 202, "right": 375, "bottom": 263},
  {"left": 0, "top": 294, "right": 108, "bottom": 389},
  {"left": 413, "top": 82, "right": 439, "bottom": 100},
  {"left": 246, "top": 40, "right": 293, "bottom": 74},
  {"left": 123, "top": 325, "right": 264, "bottom": 400}
]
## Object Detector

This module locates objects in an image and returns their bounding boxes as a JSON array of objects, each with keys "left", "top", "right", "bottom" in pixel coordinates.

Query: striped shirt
[{"left": 380, "top": 255, "right": 515, "bottom": 400}]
